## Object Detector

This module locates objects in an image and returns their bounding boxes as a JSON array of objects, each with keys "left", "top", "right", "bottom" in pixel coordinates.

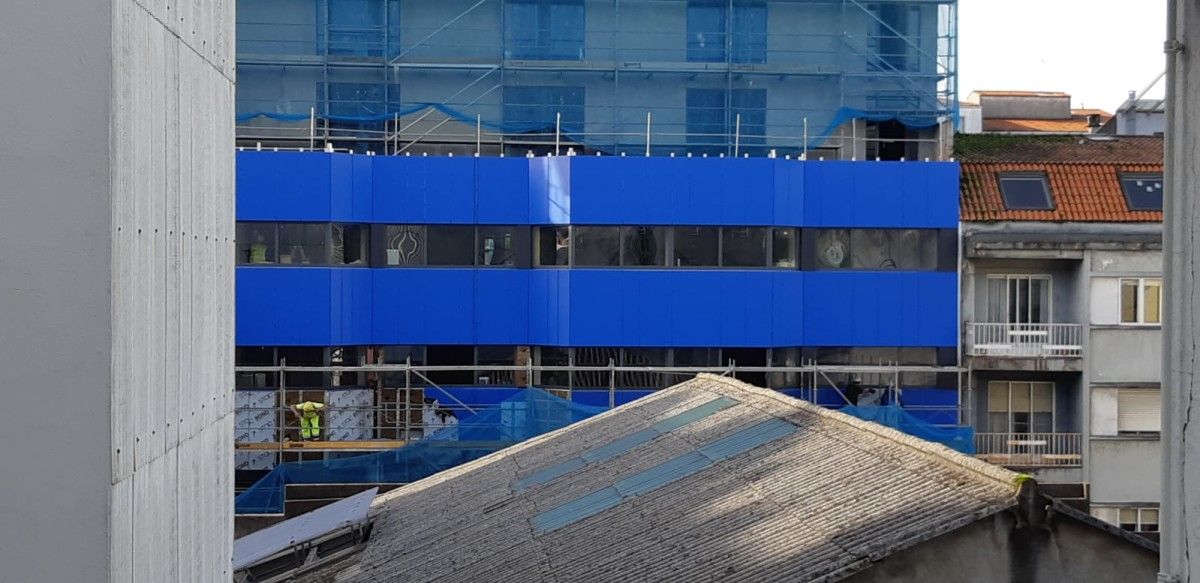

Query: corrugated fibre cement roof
[{"left": 337, "top": 375, "right": 1021, "bottom": 583}]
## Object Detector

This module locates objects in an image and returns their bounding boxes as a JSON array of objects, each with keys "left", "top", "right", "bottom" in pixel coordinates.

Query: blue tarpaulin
[{"left": 840, "top": 405, "right": 975, "bottom": 454}]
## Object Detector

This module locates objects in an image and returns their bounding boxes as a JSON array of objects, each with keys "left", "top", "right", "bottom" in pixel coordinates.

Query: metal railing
[
  {"left": 974, "top": 432, "right": 1082, "bottom": 468},
  {"left": 967, "top": 323, "right": 1084, "bottom": 358}
]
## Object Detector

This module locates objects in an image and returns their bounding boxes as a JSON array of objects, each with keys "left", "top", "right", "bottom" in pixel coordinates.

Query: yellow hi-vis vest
[{"left": 298, "top": 401, "right": 324, "bottom": 417}]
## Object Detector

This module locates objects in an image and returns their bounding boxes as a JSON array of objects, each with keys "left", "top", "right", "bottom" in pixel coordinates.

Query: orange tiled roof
[
  {"left": 981, "top": 110, "right": 1112, "bottom": 134},
  {"left": 957, "top": 134, "right": 1163, "bottom": 223}
]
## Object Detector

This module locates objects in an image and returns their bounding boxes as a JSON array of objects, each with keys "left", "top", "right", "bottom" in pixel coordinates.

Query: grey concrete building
[
  {"left": 260, "top": 375, "right": 1157, "bottom": 583},
  {"left": 958, "top": 134, "right": 1164, "bottom": 538},
  {"left": 0, "top": 0, "right": 235, "bottom": 581}
]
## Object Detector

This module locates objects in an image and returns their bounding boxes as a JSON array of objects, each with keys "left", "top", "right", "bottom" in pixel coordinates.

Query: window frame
[
  {"left": 1118, "top": 507, "right": 1160, "bottom": 534},
  {"left": 1119, "top": 277, "right": 1163, "bottom": 326},
  {"left": 997, "top": 172, "right": 1054, "bottom": 211},
  {"left": 1116, "top": 388, "right": 1162, "bottom": 435},
  {"left": 1119, "top": 172, "right": 1164, "bottom": 211},
  {"left": 987, "top": 380, "right": 1056, "bottom": 434}
]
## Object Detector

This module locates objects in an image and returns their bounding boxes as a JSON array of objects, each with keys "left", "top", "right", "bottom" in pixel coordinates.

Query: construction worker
[
  {"left": 291, "top": 400, "right": 325, "bottom": 440},
  {"left": 249, "top": 233, "right": 269, "bottom": 264}
]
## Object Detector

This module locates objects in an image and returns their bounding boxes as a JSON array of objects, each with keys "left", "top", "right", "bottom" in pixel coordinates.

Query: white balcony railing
[
  {"left": 974, "top": 432, "right": 1082, "bottom": 468},
  {"left": 968, "top": 323, "right": 1083, "bottom": 358}
]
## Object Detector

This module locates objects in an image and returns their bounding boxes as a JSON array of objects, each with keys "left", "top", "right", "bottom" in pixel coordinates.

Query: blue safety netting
[
  {"left": 235, "top": 388, "right": 606, "bottom": 514},
  {"left": 841, "top": 405, "right": 975, "bottom": 455}
]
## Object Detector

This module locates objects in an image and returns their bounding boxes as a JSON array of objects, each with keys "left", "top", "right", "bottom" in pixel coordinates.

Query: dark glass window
[
  {"left": 687, "top": 1, "right": 766, "bottom": 63},
  {"left": 426, "top": 226, "right": 475, "bottom": 266},
  {"left": 573, "top": 226, "right": 621, "bottom": 266},
  {"left": 278, "top": 223, "right": 329, "bottom": 265},
  {"left": 534, "top": 226, "right": 571, "bottom": 266},
  {"left": 236, "top": 346, "right": 276, "bottom": 388},
  {"left": 731, "top": 2, "right": 767, "bottom": 64},
  {"left": 621, "top": 348, "right": 670, "bottom": 388},
  {"left": 332, "top": 224, "right": 369, "bottom": 266},
  {"left": 671, "top": 347, "right": 721, "bottom": 385},
  {"left": 998, "top": 173, "right": 1053, "bottom": 210},
  {"left": 674, "top": 227, "right": 720, "bottom": 267},
  {"left": 768, "top": 347, "right": 801, "bottom": 389},
  {"left": 621, "top": 226, "right": 668, "bottom": 266},
  {"left": 812, "top": 229, "right": 851, "bottom": 269},
  {"left": 573, "top": 347, "right": 622, "bottom": 388},
  {"left": 537, "top": 346, "right": 570, "bottom": 388},
  {"left": 378, "top": 345, "right": 425, "bottom": 388},
  {"left": 237, "top": 222, "right": 277, "bottom": 265},
  {"left": 721, "top": 227, "right": 768, "bottom": 267},
  {"left": 771, "top": 228, "right": 798, "bottom": 268},
  {"left": 476, "top": 346, "right": 518, "bottom": 385},
  {"left": 381, "top": 225, "right": 426, "bottom": 266},
  {"left": 277, "top": 346, "right": 326, "bottom": 388},
  {"left": 849, "top": 229, "right": 937, "bottom": 270},
  {"left": 426, "top": 345, "right": 475, "bottom": 385},
  {"left": 477, "top": 226, "right": 520, "bottom": 267},
  {"left": 1120, "top": 173, "right": 1164, "bottom": 211}
]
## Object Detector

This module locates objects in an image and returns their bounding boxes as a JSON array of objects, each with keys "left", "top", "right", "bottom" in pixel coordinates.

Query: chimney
[{"left": 1087, "top": 113, "right": 1102, "bottom": 132}]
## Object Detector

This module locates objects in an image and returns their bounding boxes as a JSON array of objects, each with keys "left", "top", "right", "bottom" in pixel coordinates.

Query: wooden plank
[{"left": 235, "top": 440, "right": 407, "bottom": 451}]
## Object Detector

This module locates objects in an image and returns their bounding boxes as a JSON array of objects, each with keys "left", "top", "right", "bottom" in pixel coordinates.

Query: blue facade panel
[
  {"left": 803, "top": 162, "right": 959, "bottom": 228},
  {"left": 236, "top": 153, "right": 958, "bottom": 349}
]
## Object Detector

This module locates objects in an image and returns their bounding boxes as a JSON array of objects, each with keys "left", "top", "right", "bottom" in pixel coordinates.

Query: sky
[{"left": 957, "top": 0, "right": 1168, "bottom": 112}]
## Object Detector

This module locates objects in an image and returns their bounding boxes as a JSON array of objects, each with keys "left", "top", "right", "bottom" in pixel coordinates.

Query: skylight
[
  {"left": 1120, "top": 173, "right": 1164, "bottom": 211},
  {"left": 998, "top": 173, "right": 1054, "bottom": 210}
]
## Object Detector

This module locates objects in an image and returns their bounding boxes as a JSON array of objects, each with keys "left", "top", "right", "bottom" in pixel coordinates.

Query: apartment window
[
  {"left": 986, "top": 275, "right": 1052, "bottom": 324},
  {"left": 534, "top": 227, "right": 571, "bottom": 266},
  {"left": 998, "top": 173, "right": 1053, "bottom": 210},
  {"left": 1117, "top": 388, "right": 1161, "bottom": 434},
  {"left": 505, "top": 0, "right": 585, "bottom": 60},
  {"left": 1120, "top": 173, "right": 1164, "bottom": 211},
  {"left": 1119, "top": 508, "right": 1160, "bottom": 534},
  {"left": 322, "top": 0, "right": 399, "bottom": 57},
  {"left": 381, "top": 225, "right": 427, "bottom": 266},
  {"left": 1120, "top": 277, "right": 1162, "bottom": 325},
  {"left": 332, "top": 224, "right": 369, "bottom": 266},
  {"left": 674, "top": 227, "right": 720, "bottom": 267},
  {"left": 237, "top": 222, "right": 277, "bottom": 265},
  {"left": 321, "top": 82, "right": 401, "bottom": 121},
  {"left": 686, "top": 1, "right": 726, "bottom": 62},
  {"left": 426, "top": 226, "right": 475, "bottom": 266},
  {"left": 278, "top": 223, "right": 329, "bottom": 265},
  {"left": 685, "top": 89, "right": 767, "bottom": 152},
  {"left": 721, "top": 227, "right": 768, "bottom": 267},
  {"left": 573, "top": 226, "right": 622, "bottom": 267},
  {"left": 771, "top": 228, "right": 798, "bottom": 268},
  {"left": 621, "top": 226, "right": 668, "bottom": 267},
  {"left": 988, "top": 381, "right": 1054, "bottom": 434},
  {"left": 503, "top": 85, "right": 586, "bottom": 135}
]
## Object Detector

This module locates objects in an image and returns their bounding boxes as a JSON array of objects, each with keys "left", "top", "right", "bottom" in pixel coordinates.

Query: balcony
[
  {"left": 967, "top": 323, "right": 1083, "bottom": 358},
  {"left": 974, "top": 433, "right": 1082, "bottom": 468}
]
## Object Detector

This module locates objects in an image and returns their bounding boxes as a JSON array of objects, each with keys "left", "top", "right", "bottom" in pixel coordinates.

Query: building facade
[
  {"left": 235, "top": 0, "right": 957, "bottom": 159},
  {"left": 0, "top": 0, "right": 235, "bottom": 581},
  {"left": 958, "top": 134, "right": 1164, "bottom": 539},
  {"left": 233, "top": 152, "right": 962, "bottom": 466}
]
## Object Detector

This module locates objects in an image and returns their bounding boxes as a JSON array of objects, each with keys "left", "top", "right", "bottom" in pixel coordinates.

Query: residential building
[
  {"left": 961, "top": 90, "right": 1111, "bottom": 135},
  {"left": 245, "top": 375, "right": 1158, "bottom": 583},
  {"left": 0, "top": 1, "right": 235, "bottom": 581},
  {"left": 1100, "top": 90, "right": 1166, "bottom": 136},
  {"left": 235, "top": 0, "right": 958, "bottom": 159},
  {"left": 957, "top": 133, "right": 1164, "bottom": 538}
]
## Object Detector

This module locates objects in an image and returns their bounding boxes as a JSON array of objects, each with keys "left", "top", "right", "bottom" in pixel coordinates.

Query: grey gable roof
[{"left": 335, "top": 375, "right": 1022, "bottom": 583}]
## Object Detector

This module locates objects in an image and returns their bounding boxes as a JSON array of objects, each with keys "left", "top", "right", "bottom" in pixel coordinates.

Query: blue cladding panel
[
  {"left": 372, "top": 157, "right": 476, "bottom": 224},
  {"left": 803, "top": 271, "right": 957, "bottom": 347},
  {"left": 238, "top": 152, "right": 334, "bottom": 221},
  {"left": 477, "top": 158, "right": 531, "bottom": 224},
  {"left": 237, "top": 268, "right": 332, "bottom": 345},
  {"left": 236, "top": 153, "right": 959, "bottom": 348},
  {"left": 804, "top": 162, "right": 959, "bottom": 228}
]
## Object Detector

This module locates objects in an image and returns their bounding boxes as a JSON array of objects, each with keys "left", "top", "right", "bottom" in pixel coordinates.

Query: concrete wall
[
  {"left": 0, "top": 1, "right": 234, "bottom": 581},
  {"left": 0, "top": 1, "right": 114, "bottom": 581},
  {"left": 848, "top": 509, "right": 1158, "bottom": 583},
  {"left": 1089, "top": 328, "right": 1163, "bottom": 383},
  {"left": 1090, "top": 439, "right": 1163, "bottom": 505}
]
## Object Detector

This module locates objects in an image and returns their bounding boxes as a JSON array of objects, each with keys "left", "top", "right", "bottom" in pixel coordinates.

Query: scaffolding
[
  {"left": 234, "top": 361, "right": 964, "bottom": 468},
  {"left": 235, "top": 0, "right": 958, "bottom": 157}
]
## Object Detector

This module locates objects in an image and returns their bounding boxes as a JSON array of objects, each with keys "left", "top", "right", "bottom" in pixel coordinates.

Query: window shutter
[{"left": 1117, "top": 389, "right": 1161, "bottom": 433}]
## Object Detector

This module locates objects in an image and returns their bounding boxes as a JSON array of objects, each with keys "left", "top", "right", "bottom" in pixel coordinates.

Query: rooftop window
[
  {"left": 1120, "top": 173, "right": 1164, "bottom": 211},
  {"left": 998, "top": 173, "right": 1053, "bottom": 210}
]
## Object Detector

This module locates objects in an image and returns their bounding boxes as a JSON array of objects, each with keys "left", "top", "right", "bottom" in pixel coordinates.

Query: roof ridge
[{"left": 694, "top": 374, "right": 1023, "bottom": 490}]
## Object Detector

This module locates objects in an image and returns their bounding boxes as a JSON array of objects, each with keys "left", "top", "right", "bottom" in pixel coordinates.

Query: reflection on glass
[
  {"left": 278, "top": 223, "right": 328, "bottom": 265},
  {"left": 574, "top": 226, "right": 621, "bottom": 266},
  {"left": 674, "top": 227, "right": 719, "bottom": 267},
  {"left": 621, "top": 226, "right": 667, "bottom": 266},
  {"left": 237, "top": 222, "right": 276, "bottom": 265}
]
